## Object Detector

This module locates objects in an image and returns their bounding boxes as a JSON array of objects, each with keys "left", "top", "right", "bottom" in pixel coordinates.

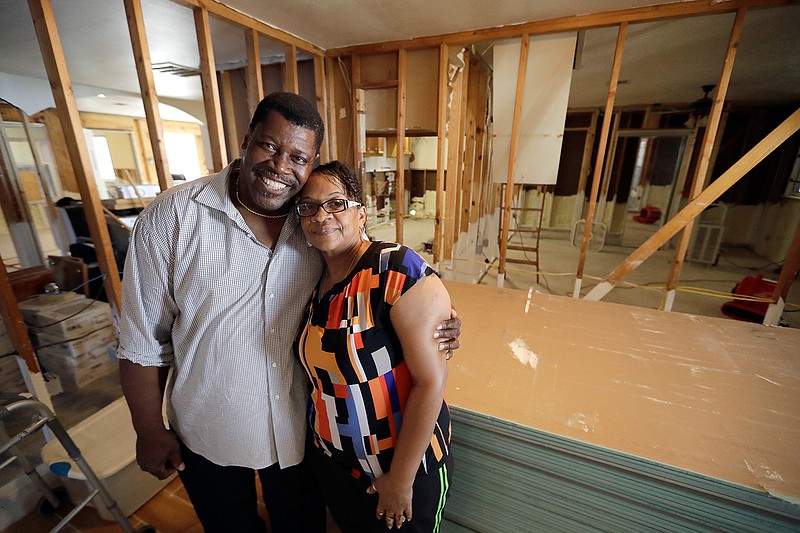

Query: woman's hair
[
  {"left": 311, "top": 160, "right": 363, "bottom": 203},
  {"left": 249, "top": 92, "right": 325, "bottom": 153}
]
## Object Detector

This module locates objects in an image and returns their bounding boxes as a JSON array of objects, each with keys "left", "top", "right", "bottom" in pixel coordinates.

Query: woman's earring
[
  {"left": 360, "top": 226, "right": 369, "bottom": 241},
  {"left": 306, "top": 241, "right": 313, "bottom": 247}
]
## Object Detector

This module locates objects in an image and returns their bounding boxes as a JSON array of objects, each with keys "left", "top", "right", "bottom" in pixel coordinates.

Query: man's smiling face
[{"left": 239, "top": 110, "right": 318, "bottom": 214}]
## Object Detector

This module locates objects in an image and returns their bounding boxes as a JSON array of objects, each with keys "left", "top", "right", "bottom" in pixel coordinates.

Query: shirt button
[
  {"left": 269, "top": 293, "right": 275, "bottom": 298},
  {"left": 274, "top": 395, "right": 280, "bottom": 400},
  {"left": 270, "top": 328, "right": 275, "bottom": 334},
  {"left": 272, "top": 363, "right": 277, "bottom": 368}
]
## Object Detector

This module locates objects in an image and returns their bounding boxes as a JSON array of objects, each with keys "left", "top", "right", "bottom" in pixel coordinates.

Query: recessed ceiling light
[{"left": 97, "top": 93, "right": 106, "bottom": 98}]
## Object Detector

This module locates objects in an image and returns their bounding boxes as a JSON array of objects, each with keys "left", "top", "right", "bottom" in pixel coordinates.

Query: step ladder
[{"left": 499, "top": 184, "right": 548, "bottom": 284}]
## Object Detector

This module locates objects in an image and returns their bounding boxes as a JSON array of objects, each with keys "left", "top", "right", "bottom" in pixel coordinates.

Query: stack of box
[
  {"left": 0, "top": 317, "right": 27, "bottom": 393},
  {"left": 18, "top": 293, "right": 117, "bottom": 390}
]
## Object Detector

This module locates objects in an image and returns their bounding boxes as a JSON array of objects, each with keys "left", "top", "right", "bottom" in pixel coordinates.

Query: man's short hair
[{"left": 249, "top": 92, "right": 325, "bottom": 153}]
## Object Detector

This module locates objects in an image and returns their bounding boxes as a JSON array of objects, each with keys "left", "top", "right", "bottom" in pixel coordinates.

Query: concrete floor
[{"left": 368, "top": 217, "right": 800, "bottom": 329}]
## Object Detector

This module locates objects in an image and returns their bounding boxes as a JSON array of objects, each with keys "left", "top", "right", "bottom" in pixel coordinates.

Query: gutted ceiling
[{"left": 0, "top": 0, "right": 797, "bottom": 118}]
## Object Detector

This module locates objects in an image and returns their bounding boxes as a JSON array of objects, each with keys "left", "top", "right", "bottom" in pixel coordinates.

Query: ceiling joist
[
  {"left": 326, "top": 0, "right": 790, "bottom": 56},
  {"left": 169, "top": 0, "right": 324, "bottom": 56}
]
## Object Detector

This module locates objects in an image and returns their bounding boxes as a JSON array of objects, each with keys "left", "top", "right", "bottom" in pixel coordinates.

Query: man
[{"left": 118, "top": 92, "right": 460, "bottom": 533}]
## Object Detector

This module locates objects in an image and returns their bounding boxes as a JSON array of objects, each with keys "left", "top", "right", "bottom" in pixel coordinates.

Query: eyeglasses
[{"left": 295, "top": 198, "right": 362, "bottom": 217}]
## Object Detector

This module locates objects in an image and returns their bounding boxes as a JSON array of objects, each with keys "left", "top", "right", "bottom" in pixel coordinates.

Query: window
[
  {"left": 164, "top": 131, "right": 201, "bottom": 181},
  {"left": 91, "top": 136, "right": 117, "bottom": 181}
]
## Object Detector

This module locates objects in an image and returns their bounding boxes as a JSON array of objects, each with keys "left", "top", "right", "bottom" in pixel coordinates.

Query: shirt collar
[
  {"left": 193, "top": 159, "right": 301, "bottom": 231},
  {"left": 194, "top": 159, "right": 239, "bottom": 220}
]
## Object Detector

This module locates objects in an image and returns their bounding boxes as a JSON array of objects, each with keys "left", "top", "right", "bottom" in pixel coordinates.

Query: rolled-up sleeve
[{"left": 117, "top": 203, "right": 178, "bottom": 367}]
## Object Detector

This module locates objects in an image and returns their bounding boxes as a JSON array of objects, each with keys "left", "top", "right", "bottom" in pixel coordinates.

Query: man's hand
[
  {"left": 136, "top": 427, "right": 184, "bottom": 480},
  {"left": 434, "top": 307, "right": 461, "bottom": 360}
]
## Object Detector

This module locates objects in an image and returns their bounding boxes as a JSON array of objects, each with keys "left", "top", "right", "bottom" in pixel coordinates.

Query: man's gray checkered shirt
[{"left": 118, "top": 161, "right": 323, "bottom": 469}]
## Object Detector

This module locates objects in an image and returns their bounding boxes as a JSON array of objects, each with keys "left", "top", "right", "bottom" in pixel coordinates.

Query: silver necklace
[{"left": 234, "top": 175, "right": 288, "bottom": 219}]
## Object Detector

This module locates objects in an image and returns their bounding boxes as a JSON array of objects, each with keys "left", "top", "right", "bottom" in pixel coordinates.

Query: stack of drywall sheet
[
  {"left": 440, "top": 281, "right": 800, "bottom": 532},
  {"left": 18, "top": 294, "right": 116, "bottom": 390},
  {"left": 443, "top": 408, "right": 800, "bottom": 532}
]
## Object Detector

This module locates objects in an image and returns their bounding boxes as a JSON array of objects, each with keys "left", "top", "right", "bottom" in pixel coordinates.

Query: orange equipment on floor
[
  {"left": 633, "top": 205, "right": 662, "bottom": 224},
  {"left": 720, "top": 274, "right": 777, "bottom": 323}
]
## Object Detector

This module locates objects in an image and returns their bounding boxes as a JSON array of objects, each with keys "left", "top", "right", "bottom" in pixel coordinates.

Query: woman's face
[{"left": 298, "top": 172, "right": 366, "bottom": 256}]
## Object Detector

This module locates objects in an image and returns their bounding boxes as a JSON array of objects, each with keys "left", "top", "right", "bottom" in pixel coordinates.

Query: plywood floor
[{"left": 2, "top": 476, "right": 202, "bottom": 533}]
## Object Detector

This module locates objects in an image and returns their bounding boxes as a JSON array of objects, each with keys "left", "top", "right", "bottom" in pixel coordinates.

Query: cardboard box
[
  {"left": 37, "top": 325, "right": 117, "bottom": 359},
  {"left": 21, "top": 295, "right": 113, "bottom": 342},
  {"left": 39, "top": 346, "right": 117, "bottom": 390},
  {"left": 17, "top": 293, "right": 80, "bottom": 324}
]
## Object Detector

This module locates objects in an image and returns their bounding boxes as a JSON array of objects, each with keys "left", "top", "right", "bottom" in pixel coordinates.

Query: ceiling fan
[
  {"left": 651, "top": 84, "right": 717, "bottom": 121},
  {"left": 689, "top": 84, "right": 716, "bottom": 117}
]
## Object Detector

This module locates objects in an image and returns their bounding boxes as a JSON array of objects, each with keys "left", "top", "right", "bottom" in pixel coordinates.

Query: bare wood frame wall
[
  {"left": 8, "top": 0, "right": 795, "bottom": 378},
  {"left": 327, "top": 0, "right": 795, "bottom": 310},
  {"left": 21, "top": 0, "right": 329, "bottom": 318}
]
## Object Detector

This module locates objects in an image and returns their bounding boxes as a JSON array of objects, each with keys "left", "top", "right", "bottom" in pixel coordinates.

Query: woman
[{"left": 295, "top": 161, "right": 453, "bottom": 532}]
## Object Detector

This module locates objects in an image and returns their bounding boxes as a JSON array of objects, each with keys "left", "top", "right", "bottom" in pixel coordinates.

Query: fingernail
[
  {"left": 436, "top": 324, "right": 443, "bottom": 330},
  {"left": 438, "top": 345, "right": 445, "bottom": 351},
  {"left": 433, "top": 332, "right": 440, "bottom": 338}
]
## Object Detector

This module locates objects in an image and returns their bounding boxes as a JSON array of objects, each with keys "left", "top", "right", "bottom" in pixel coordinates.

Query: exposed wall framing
[
  {"left": 498, "top": 36, "right": 530, "bottom": 282},
  {"left": 661, "top": 8, "right": 746, "bottom": 310},
  {"left": 123, "top": 0, "right": 172, "bottom": 192},
  {"left": 443, "top": 53, "right": 466, "bottom": 262},
  {"left": 194, "top": 6, "right": 228, "bottom": 172},
  {"left": 574, "top": 23, "right": 626, "bottom": 298},
  {"left": 584, "top": 107, "right": 800, "bottom": 300},
  {"left": 433, "top": 44, "right": 448, "bottom": 265},
  {"left": 245, "top": 28, "right": 264, "bottom": 118},
  {"left": 7, "top": 0, "right": 797, "bottom": 333},
  {"left": 22, "top": 0, "right": 328, "bottom": 316},
  {"left": 284, "top": 44, "right": 299, "bottom": 93},
  {"left": 395, "top": 50, "right": 407, "bottom": 243},
  {"left": 28, "top": 0, "right": 122, "bottom": 311}
]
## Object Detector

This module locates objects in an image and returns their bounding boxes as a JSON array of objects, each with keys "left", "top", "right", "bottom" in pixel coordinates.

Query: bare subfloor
[{"left": 368, "top": 217, "right": 800, "bottom": 329}]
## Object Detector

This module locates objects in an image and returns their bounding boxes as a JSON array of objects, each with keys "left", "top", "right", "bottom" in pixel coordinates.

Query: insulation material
[
  {"left": 492, "top": 33, "right": 576, "bottom": 185},
  {"left": 441, "top": 281, "right": 800, "bottom": 530}
]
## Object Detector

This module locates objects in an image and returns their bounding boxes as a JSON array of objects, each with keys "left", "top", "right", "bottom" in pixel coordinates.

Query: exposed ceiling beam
[
  {"left": 169, "top": 0, "right": 325, "bottom": 56},
  {"left": 326, "top": 0, "right": 790, "bottom": 56}
]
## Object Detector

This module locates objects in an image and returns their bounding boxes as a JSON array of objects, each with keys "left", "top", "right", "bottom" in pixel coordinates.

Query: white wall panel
[{"left": 492, "top": 33, "right": 576, "bottom": 185}]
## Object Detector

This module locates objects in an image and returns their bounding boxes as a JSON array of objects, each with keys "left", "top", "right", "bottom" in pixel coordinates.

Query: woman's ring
[{"left": 400, "top": 516, "right": 406, "bottom": 523}]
